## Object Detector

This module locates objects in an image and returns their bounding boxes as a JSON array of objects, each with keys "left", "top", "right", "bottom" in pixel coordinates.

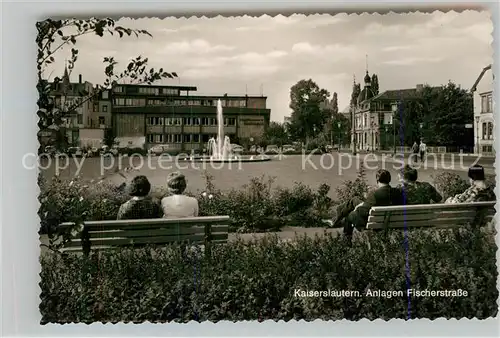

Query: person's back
[
  {"left": 117, "top": 196, "right": 162, "bottom": 220},
  {"left": 117, "top": 175, "right": 162, "bottom": 220},
  {"left": 396, "top": 166, "right": 442, "bottom": 205},
  {"left": 446, "top": 165, "right": 495, "bottom": 204},
  {"left": 347, "top": 170, "right": 400, "bottom": 230},
  {"left": 161, "top": 194, "right": 199, "bottom": 218},
  {"left": 161, "top": 172, "right": 199, "bottom": 218}
]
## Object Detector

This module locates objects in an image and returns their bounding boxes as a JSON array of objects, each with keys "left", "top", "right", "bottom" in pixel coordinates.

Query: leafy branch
[{"left": 36, "top": 17, "right": 178, "bottom": 149}]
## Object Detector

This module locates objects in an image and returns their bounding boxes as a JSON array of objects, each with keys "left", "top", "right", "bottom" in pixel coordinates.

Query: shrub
[
  {"left": 432, "top": 172, "right": 469, "bottom": 201},
  {"left": 38, "top": 172, "right": 335, "bottom": 235},
  {"left": 39, "top": 226, "right": 498, "bottom": 323}
]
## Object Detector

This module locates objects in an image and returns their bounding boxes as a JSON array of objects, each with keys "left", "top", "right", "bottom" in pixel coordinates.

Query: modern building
[
  {"left": 351, "top": 71, "right": 431, "bottom": 151},
  {"left": 110, "top": 84, "right": 271, "bottom": 151},
  {"left": 471, "top": 64, "right": 494, "bottom": 155},
  {"left": 48, "top": 68, "right": 94, "bottom": 146}
]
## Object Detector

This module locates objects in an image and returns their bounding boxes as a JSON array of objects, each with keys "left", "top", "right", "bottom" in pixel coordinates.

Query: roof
[
  {"left": 370, "top": 88, "right": 421, "bottom": 101},
  {"left": 357, "top": 86, "right": 375, "bottom": 104},
  {"left": 117, "top": 83, "right": 197, "bottom": 91},
  {"left": 470, "top": 64, "right": 492, "bottom": 92}
]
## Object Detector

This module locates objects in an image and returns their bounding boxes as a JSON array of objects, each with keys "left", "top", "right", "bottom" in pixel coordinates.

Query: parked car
[
  {"left": 67, "top": 147, "right": 83, "bottom": 157},
  {"left": 282, "top": 144, "right": 295, "bottom": 153},
  {"left": 148, "top": 145, "right": 170, "bottom": 156},
  {"left": 44, "top": 146, "right": 56, "bottom": 156},
  {"left": 265, "top": 145, "right": 280, "bottom": 154},
  {"left": 231, "top": 144, "right": 244, "bottom": 152},
  {"left": 100, "top": 145, "right": 119, "bottom": 156}
]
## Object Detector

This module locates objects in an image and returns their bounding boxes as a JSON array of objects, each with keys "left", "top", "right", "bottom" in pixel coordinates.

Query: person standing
[
  {"left": 419, "top": 140, "right": 426, "bottom": 162},
  {"left": 411, "top": 141, "right": 419, "bottom": 163}
]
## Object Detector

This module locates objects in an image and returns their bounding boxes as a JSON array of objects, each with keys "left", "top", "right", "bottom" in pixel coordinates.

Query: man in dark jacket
[
  {"left": 396, "top": 165, "right": 442, "bottom": 205},
  {"left": 331, "top": 169, "right": 402, "bottom": 238}
]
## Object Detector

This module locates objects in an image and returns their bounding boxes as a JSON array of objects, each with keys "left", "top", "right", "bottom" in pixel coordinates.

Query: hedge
[
  {"left": 39, "top": 226, "right": 498, "bottom": 323},
  {"left": 38, "top": 167, "right": 491, "bottom": 235}
]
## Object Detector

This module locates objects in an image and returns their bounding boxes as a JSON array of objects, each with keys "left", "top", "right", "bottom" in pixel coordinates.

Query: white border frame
[{"left": 1, "top": 0, "right": 499, "bottom": 336}]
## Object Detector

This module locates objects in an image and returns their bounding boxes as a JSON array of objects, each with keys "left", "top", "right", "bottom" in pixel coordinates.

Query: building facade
[
  {"left": 352, "top": 71, "right": 428, "bottom": 151},
  {"left": 111, "top": 84, "right": 271, "bottom": 151},
  {"left": 471, "top": 64, "right": 494, "bottom": 155},
  {"left": 49, "top": 69, "right": 94, "bottom": 146}
]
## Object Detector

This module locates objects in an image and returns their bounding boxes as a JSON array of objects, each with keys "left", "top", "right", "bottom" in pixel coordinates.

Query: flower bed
[{"left": 39, "top": 227, "right": 498, "bottom": 323}]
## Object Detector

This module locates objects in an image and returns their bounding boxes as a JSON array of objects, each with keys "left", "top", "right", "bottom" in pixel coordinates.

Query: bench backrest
[
  {"left": 367, "top": 201, "right": 496, "bottom": 230},
  {"left": 59, "top": 216, "right": 230, "bottom": 253}
]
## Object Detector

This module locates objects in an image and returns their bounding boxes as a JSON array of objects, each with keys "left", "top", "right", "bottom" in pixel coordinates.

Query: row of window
[
  {"left": 93, "top": 104, "right": 108, "bottom": 112},
  {"left": 147, "top": 134, "right": 235, "bottom": 144},
  {"left": 114, "top": 98, "right": 146, "bottom": 106},
  {"left": 113, "top": 86, "right": 181, "bottom": 96},
  {"left": 146, "top": 117, "right": 237, "bottom": 126},
  {"left": 481, "top": 94, "right": 493, "bottom": 113},
  {"left": 75, "top": 116, "right": 106, "bottom": 126},
  {"left": 482, "top": 145, "right": 494, "bottom": 153},
  {"left": 113, "top": 97, "right": 248, "bottom": 108},
  {"left": 147, "top": 99, "right": 247, "bottom": 108},
  {"left": 482, "top": 122, "right": 494, "bottom": 140}
]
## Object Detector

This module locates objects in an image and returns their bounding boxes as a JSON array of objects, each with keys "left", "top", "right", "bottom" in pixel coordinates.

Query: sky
[{"left": 45, "top": 11, "right": 493, "bottom": 122}]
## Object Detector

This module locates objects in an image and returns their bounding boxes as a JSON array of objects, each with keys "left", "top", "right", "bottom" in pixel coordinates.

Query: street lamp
[
  {"left": 391, "top": 103, "right": 398, "bottom": 155},
  {"left": 475, "top": 116, "right": 480, "bottom": 154},
  {"left": 370, "top": 116, "right": 375, "bottom": 152},
  {"left": 384, "top": 125, "right": 388, "bottom": 150},
  {"left": 337, "top": 122, "right": 341, "bottom": 149}
]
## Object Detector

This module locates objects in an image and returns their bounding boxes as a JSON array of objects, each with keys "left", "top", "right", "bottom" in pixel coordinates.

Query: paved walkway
[{"left": 353, "top": 152, "right": 495, "bottom": 174}]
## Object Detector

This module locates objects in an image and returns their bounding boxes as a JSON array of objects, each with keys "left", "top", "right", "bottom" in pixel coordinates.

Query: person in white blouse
[{"left": 161, "top": 172, "right": 199, "bottom": 218}]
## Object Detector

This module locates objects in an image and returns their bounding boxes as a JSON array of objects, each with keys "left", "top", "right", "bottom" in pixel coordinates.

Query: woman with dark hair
[
  {"left": 445, "top": 165, "right": 495, "bottom": 203},
  {"left": 161, "top": 172, "right": 199, "bottom": 218},
  {"left": 116, "top": 175, "right": 162, "bottom": 220}
]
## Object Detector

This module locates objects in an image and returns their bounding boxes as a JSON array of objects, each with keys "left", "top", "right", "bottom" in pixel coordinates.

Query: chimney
[
  {"left": 416, "top": 84, "right": 423, "bottom": 91},
  {"left": 79, "top": 74, "right": 82, "bottom": 84}
]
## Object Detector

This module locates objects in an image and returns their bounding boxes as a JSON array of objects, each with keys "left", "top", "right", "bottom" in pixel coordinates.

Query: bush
[
  {"left": 38, "top": 172, "right": 335, "bottom": 235},
  {"left": 39, "top": 226, "right": 498, "bottom": 323},
  {"left": 432, "top": 172, "right": 470, "bottom": 201}
]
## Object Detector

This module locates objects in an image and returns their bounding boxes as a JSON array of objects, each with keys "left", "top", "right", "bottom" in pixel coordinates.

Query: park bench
[
  {"left": 366, "top": 201, "right": 496, "bottom": 232},
  {"left": 58, "top": 215, "right": 230, "bottom": 255}
]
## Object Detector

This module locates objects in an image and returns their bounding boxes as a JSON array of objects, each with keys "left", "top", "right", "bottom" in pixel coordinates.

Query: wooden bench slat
[
  {"left": 74, "top": 225, "right": 229, "bottom": 239},
  {"left": 367, "top": 210, "right": 494, "bottom": 223},
  {"left": 367, "top": 215, "right": 494, "bottom": 229},
  {"left": 370, "top": 201, "right": 495, "bottom": 212},
  {"left": 65, "top": 233, "right": 228, "bottom": 248},
  {"left": 59, "top": 216, "right": 230, "bottom": 231}
]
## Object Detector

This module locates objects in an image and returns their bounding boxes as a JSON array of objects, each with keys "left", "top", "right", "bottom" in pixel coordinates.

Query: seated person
[
  {"left": 445, "top": 165, "right": 495, "bottom": 203},
  {"left": 161, "top": 172, "right": 199, "bottom": 218},
  {"left": 117, "top": 175, "right": 162, "bottom": 220},
  {"left": 396, "top": 165, "right": 442, "bottom": 204},
  {"left": 331, "top": 169, "right": 402, "bottom": 235}
]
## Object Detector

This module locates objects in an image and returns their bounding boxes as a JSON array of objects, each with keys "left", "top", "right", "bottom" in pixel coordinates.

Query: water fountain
[{"left": 185, "top": 99, "right": 270, "bottom": 163}]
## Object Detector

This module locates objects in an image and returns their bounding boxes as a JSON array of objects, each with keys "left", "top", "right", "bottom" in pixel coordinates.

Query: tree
[
  {"left": 371, "top": 74, "right": 379, "bottom": 96},
  {"left": 350, "top": 82, "right": 361, "bottom": 108},
  {"left": 263, "top": 122, "right": 289, "bottom": 146},
  {"left": 36, "top": 18, "right": 178, "bottom": 151},
  {"left": 331, "top": 92, "right": 339, "bottom": 114},
  {"left": 423, "top": 82, "right": 473, "bottom": 147},
  {"left": 392, "top": 82, "right": 473, "bottom": 147},
  {"left": 289, "top": 79, "right": 330, "bottom": 145}
]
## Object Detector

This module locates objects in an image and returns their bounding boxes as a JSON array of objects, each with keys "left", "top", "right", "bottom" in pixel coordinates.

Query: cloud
[
  {"left": 181, "top": 50, "right": 288, "bottom": 79},
  {"left": 158, "top": 39, "right": 235, "bottom": 54},
  {"left": 383, "top": 57, "right": 444, "bottom": 66},
  {"left": 291, "top": 42, "right": 357, "bottom": 60},
  {"left": 382, "top": 45, "right": 414, "bottom": 52},
  {"left": 158, "top": 24, "right": 199, "bottom": 33}
]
